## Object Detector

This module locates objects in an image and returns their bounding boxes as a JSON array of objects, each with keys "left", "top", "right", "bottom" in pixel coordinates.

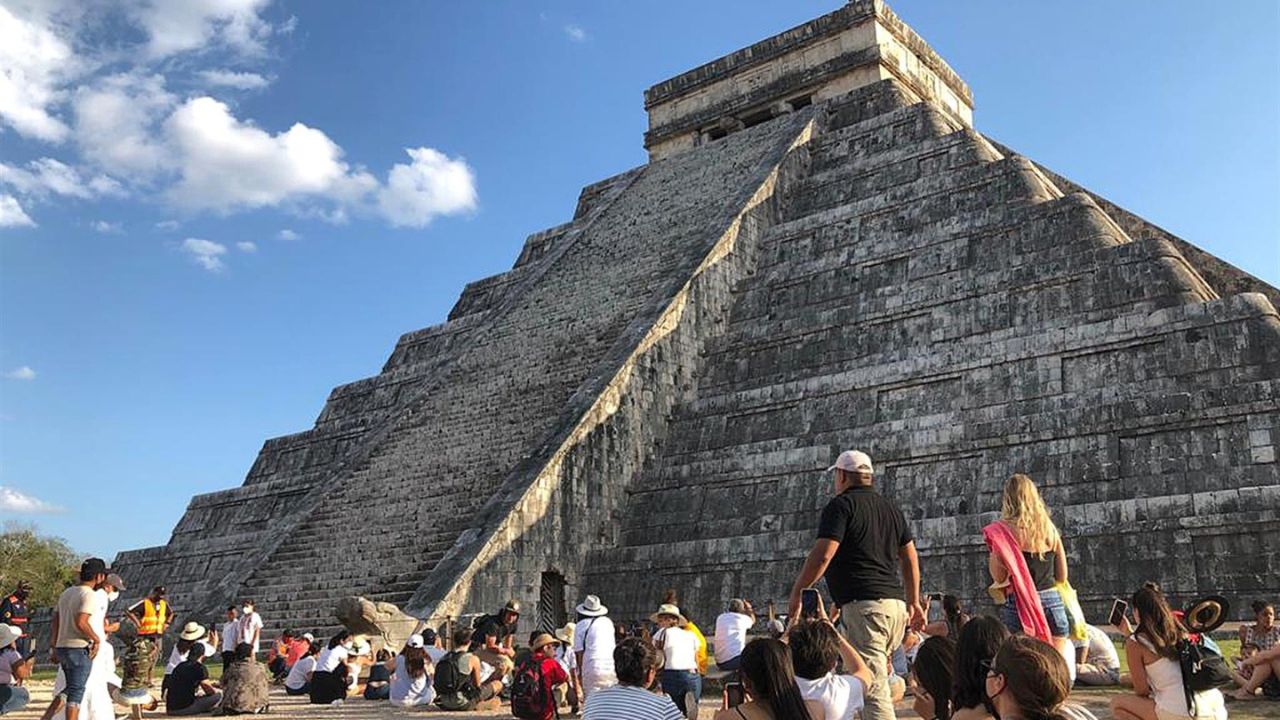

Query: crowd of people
[{"left": 1, "top": 449, "right": 1276, "bottom": 719}]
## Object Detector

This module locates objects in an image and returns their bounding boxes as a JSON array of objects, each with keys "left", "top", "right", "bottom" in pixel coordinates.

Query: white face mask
[
  {"left": 107, "top": 590, "right": 120, "bottom": 602},
  {"left": 242, "top": 606, "right": 252, "bottom": 615}
]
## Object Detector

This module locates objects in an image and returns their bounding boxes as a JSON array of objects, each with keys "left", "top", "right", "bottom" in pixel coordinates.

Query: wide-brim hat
[
  {"left": 1183, "top": 595, "right": 1230, "bottom": 634},
  {"left": 530, "top": 633, "right": 560, "bottom": 652},
  {"left": 178, "top": 622, "right": 206, "bottom": 641},
  {"left": 0, "top": 623, "right": 21, "bottom": 648},
  {"left": 575, "top": 595, "right": 608, "bottom": 617},
  {"left": 555, "top": 623, "right": 576, "bottom": 644},
  {"left": 649, "top": 603, "right": 688, "bottom": 627}
]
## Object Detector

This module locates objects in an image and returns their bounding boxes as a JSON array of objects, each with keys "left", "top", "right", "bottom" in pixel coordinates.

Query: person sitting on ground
[
  {"left": 651, "top": 604, "right": 701, "bottom": 720},
  {"left": 389, "top": 635, "right": 435, "bottom": 707},
  {"left": 1233, "top": 599, "right": 1280, "bottom": 699},
  {"left": 923, "top": 595, "right": 970, "bottom": 639},
  {"left": 0, "top": 623, "right": 33, "bottom": 715},
  {"left": 713, "top": 638, "right": 823, "bottom": 720},
  {"left": 472, "top": 600, "right": 520, "bottom": 682},
  {"left": 789, "top": 597, "right": 873, "bottom": 720},
  {"left": 343, "top": 637, "right": 374, "bottom": 696},
  {"left": 581, "top": 637, "right": 682, "bottom": 720},
  {"left": 265, "top": 630, "right": 293, "bottom": 682},
  {"left": 164, "top": 643, "right": 220, "bottom": 716},
  {"left": 573, "top": 595, "right": 617, "bottom": 699},
  {"left": 1233, "top": 635, "right": 1280, "bottom": 700},
  {"left": 715, "top": 599, "right": 755, "bottom": 672},
  {"left": 164, "top": 623, "right": 214, "bottom": 700},
  {"left": 987, "top": 636, "right": 1097, "bottom": 720},
  {"left": 1239, "top": 600, "right": 1279, "bottom": 650},
  {"left": 284, "top": 631, "right": 311, "bottom": 671},
  {"left": 553, "top": 624, "right": 581, "bottom": 714},
  {"left": 1074, "top": 622, "right": 1121, "bottom": 686},
  {"left": 434, "top": 627, "right": 504, "bottom": 711},
  {"left": 309, "top": 631, "right": 353, "bottom": 705},
  {"left": 219, "top": 642, "right": 269, "bottom": 715},
  {"left": 951, "top": 615, "right": 1010, "bottom": 720},
  {"left": 911, "top": 635, "right": 956, "bottom": 720},
  {"left": 512, "top": 633, "right": 570, "bottom": 720},
  {"left": 1111, "top": 586, "right": 1226, "bottom": 719},
  {"left": 283, "top": 641, "right": 318, "bottom": 696},
  {"left": 362, "top": 649, "right": 394, "bottom": 701},
  {"left": 422, "top": 628, "right": 447, "bottom": 665}
]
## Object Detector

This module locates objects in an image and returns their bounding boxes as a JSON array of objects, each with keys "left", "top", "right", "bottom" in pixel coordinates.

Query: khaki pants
[
  {"left": 841, "top": 598, "right": 907, "bottom": 720},
  {"left": 472, "top": 648, "right": 514, "bottom": 681}
]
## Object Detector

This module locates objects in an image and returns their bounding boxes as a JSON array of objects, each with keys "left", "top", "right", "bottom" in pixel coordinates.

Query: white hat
[
  {"left": 178, "top": 621, "right": 207, "bottom": 641},
  {"left": 649, "top": 604, "right": 688, "bottom": 627},
  {"left": 828, "top": 450, "right": 873, "bottom": 474},
  {"left": 575, "top": 595, "right": 608, "bottom": 617},
  {"left": 555, "top": 623, "right": 576, "bottom": 644},
  {"left": 406, "top": 634, "right": 424, "bottom": 649},
  {"left": 0, "top": 624, "right": 20, "bottom": 648},
  {"left": 302, "top": 633, "right": 315, "bottom": 642}
]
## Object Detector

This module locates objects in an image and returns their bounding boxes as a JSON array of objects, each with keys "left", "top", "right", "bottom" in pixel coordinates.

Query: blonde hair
[{"left": 1000, "top": 474, "right": 1058, "bottom": 558}]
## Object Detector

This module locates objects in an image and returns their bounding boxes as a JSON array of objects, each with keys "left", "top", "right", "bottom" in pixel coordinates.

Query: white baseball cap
[
  {"left": 827, "top": 450, "right": 873, "bottom": 474},
  {"left": 406, "top": 634, "right": 425, "bottom": 649}
]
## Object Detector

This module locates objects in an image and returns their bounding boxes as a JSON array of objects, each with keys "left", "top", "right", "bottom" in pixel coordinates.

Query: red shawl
[{"left": 983, "top": 520, "right": 1052, "bottom": 642}]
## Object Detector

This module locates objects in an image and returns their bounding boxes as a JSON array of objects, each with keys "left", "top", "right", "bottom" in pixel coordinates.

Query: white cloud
[
  {"left": 199, "top": 69, "right": 270, "bottom": 90},
  {"left": 277, "top": 228, "right": 298, "bottom": 240},
  {"left": 166, "top": 96, "right": 378, "bottom": 213},
  {"left": 0, "top": 158, "right": 123, "bottom": 200},
  {"left": 155, "top": 219, "right": 180, "bottom": 231},
  {"left": 91, "top": 219, "right": 122, "bottom": 233},
  {"left": 0, "top": 195, "right": 36, "bottom": 227},
  {"left": 377, "top": 147, "right": 477, "bottom": 228},
  {"left": 0, "top": 486, "right": 63, "bottom": 514},
  {"left": 181, "top": 236, "right": 228, "bottom": 271},
  {"left": 73, "top": 73, "right": 175, "bottom": 180},
  {"left": 236, "top": 240, "right": 256, "bottom": 252},
  {"left": 4, "top": 366, "right": 37, "bottom": 381},
  {"left": 131, "top": 0, "right": 274, "bottom": 59},
  {"left": 0, "top": 4, "right": 77, "bottom": 142},
  {"left": 563, "top": 24, "right": 587, "bottom": 42}
]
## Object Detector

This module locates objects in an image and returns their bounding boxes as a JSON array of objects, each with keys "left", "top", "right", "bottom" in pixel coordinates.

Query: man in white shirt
[
  {"left": 236, "top": 601, "right": 263, "bottom": 659},
  {"left": 219, "top": 607, "right": 239, "bottom": 673},
  {"left": 789, "top": 602, "right": 874, "bottom": 720},
  {"left": 1074, "top": 623, "right": 1121, "bottom": 685},
  {"left": 713, "top": 599, "right": 755, "bottom": 671},
  {"left": 572, "top": 595, "right": 617, "bottom": 699}
]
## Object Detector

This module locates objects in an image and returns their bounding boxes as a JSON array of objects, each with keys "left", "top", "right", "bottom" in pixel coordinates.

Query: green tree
[{"left": 0, "top": 522, "right": 79, "bottom": 608}]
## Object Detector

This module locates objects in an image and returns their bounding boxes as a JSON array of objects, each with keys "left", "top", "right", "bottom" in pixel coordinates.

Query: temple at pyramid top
[{"left": 644, "top": 0, "right": 974, "bottom": 159}]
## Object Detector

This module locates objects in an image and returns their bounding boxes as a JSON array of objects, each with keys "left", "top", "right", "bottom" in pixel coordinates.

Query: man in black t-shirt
[
  {"left": 789, "top": 450, "right": 923, "bottom": 720},
  {"left": 164, "top": 643, "right": 221, "bottom": 716},
  {"left": 471, "top": 599, "right": 520, "bottom": 680}
]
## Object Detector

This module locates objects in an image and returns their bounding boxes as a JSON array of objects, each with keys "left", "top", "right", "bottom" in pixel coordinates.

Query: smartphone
[
  {"left": 801, "top": 588, "right": 819, "bottom": 618},
  {"left": 1108, "top": 598, "right": 1129, "bottom": 627},
  {"left": 724, "top": 681, "right": 746, "bottom": 708}
]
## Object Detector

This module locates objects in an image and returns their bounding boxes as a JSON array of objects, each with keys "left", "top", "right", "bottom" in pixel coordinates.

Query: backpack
[
  {"left": 1176, "top": 636, "right": 1230, "bottom": 714},
  {"left": 432, "top": 651, "right": 473, "bottom": 710},
  {"left": 510, "top": 656, "right": 554, "bottom": 720}
]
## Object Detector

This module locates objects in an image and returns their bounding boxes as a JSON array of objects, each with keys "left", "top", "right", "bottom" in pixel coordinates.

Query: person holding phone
[
  {"left": 790, "top": 596, "right": 873, "bottom": 720},
  {"left": 712, "top": 639, "right": 823, "bottom": 720},
  {"left": 0, "top": 624, "right": 34, "bottom": 714},
  {"left": 789, "top": 450, "right": 921, "bottom": 720}
]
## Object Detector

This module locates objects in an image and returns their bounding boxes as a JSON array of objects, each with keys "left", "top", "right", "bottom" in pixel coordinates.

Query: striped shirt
[{"left": 582, "top": 685, "right": 684, "bottom": 720}]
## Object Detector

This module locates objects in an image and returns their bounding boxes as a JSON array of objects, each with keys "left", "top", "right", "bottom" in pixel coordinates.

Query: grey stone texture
[{"left": 113, "top": 1, "right": 1277, "bottom": 643}]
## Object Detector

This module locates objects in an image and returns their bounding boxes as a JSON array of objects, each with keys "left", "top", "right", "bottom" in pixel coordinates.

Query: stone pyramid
[{"left": 114, "top": 0, "right": 1278, "bottom": 639}]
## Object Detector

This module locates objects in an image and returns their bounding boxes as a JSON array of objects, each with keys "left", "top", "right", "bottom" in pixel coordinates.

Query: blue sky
[{"left": 2, "top": 1, "right": 1277, "bottom": 560}]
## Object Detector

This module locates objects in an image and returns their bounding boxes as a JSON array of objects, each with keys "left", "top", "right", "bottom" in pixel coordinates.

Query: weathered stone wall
[{"left": 586, "top": 79, "right": 1280, "bottom": 628}]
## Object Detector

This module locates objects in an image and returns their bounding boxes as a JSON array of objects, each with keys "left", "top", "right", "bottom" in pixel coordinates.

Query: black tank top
[{"left": 1022, "top": 550, "right": 1057, "bottom": 590}]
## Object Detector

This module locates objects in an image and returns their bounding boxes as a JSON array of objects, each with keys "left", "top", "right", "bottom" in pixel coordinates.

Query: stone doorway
[{"left": 538, "top": 571, "right": 567, "bottom": 633}]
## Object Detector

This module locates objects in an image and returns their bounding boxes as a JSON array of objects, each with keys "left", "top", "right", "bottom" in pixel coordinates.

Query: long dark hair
[
  {"left": 913, "top": 636, "right": 956, "bottom": 720},
  {"left": 943, "top": 595, "right": 967, "bottom": 634},
  {"left": 990, "top": 636, "right": 1071, "bottom": 720},
  {"left": 328, "top": 631, "right": 352, "bottom": 650},
  {"left": 739, "top": 639, "right": 814, "bottom": 720},
  {"left": 402, "top": 646, "right": 427, "bottom": 679},
  {"left": 1132, "top": 586, "right": 1182, "bottom": 659},
  {"left": 952, "top": 615, "right": 1008, "bottom": 712}
]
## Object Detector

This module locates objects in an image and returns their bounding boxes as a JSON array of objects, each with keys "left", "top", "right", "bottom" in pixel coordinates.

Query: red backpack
[{"left": 510, "top": 656, "right": 554, "bottom": 719}]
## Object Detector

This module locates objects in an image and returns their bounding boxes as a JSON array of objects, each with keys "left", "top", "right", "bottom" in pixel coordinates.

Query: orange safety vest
[{"left": 138, "top": 598, "right": 169, "bottom": 635}]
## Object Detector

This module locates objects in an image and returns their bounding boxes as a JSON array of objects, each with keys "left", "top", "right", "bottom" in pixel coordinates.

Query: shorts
[
  {"left": 1001, "top": 588, "right": 1070, "bottom": 637},
  {"left": 56, "top": 648, "right": 93, "bottom": 706}
]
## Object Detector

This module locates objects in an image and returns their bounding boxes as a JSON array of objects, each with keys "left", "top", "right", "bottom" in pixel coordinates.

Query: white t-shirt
[
  {"left": 238, "top": 612, "right": 263, "bottom": 655},
  {"left": 654, "top": 626, "right": 699, "bottom": 672},
  {"left": 221, "top": 621, "right": 240, "bottom": 653},
  {"left": 389, "top": 655, "right": 435, "bottom": 707},
  {"left": 0, "top": 647, "right": 22, "bottom": 685},
  {"left": 555, "top": 644, "right": 577, "bottom": 674},
  {"left": 315, "top": 645, "right": 349, "bottom": 673},
  {"left": 573, "top": 616, "right": 616, "bottom": 677},
  {"left": 285, "top": 655, "right": 316, "bottom": 690},
  {"left": 796, "top": 672, "right": 866, "bottom": 720},
  {"left": 165, "top": 642, "right": 217, "bottom": 674},
  {"left": 1074, "top": 624, "right": 1120, "bottom": 670},
  {"left": 425, "top": 646, "right": 448, "bottom": 665},
  {"left": 714, "top": 612, "right": 752, "bottom": 662}
]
